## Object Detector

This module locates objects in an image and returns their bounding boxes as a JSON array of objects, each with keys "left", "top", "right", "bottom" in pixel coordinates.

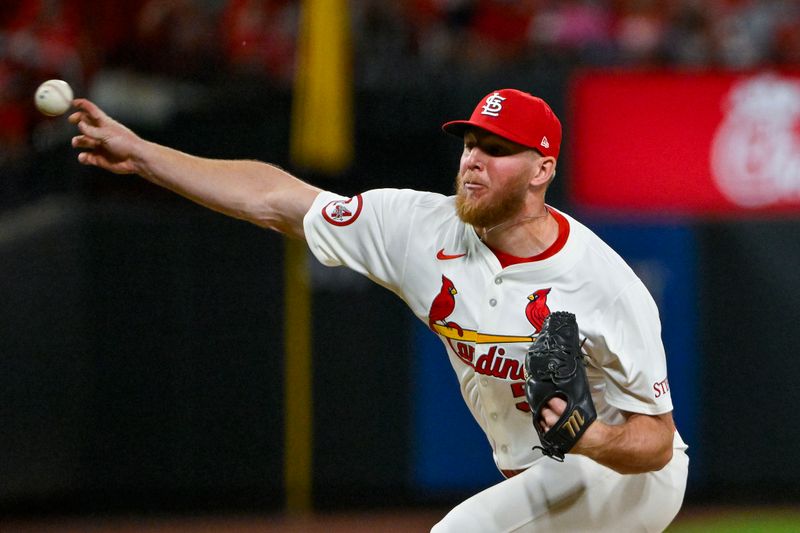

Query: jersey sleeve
[
  {"left": 593, "top": 281, "right": 674, "bottom": 415},
  {"left": 302, "top": 188, "right": 428, "bottom": 292}
]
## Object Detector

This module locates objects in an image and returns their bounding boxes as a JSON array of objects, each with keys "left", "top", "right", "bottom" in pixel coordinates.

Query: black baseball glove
[{"left": 525, "top": 311, "right": 597, "bottom": 461}]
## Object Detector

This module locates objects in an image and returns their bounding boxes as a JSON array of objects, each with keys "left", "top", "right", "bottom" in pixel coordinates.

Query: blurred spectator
[
  {"left": 711, "top": 0, "right": 783, "bottom": 69},
  {"left": 531, "top": 0, "right": 613, "bottom": 64},
  {"left": 80, "top": 0, "right": 146, "bottom": 74},
  {"left": 352, "top": 0, "right": 415, "bottom": 85},
  {"left": 404, "top": 0, "right": 476, "bottom": 68},
  {"left": 662, "top": 0, "right": 716, "bottom": 67},
  {"left": 0, "top": 0, "right": 88, "bottom": 165},
  {"left": 465, "top": 0, "right": 537, "bottom": 69},
  {"left": 219, "top": 0, "right": 298, "bottom": 84},
  {"left": 3, "top": 0, "right": 86, "bottom": 82},
  {"left": 611, "top": 0, "right": 668, "bottom": 65},
  {"left": 4, "top": 0, "right": 800, "bottom": 197},
  {"left": 774, "top": 9, "right": 800, "bottom": 66},
  {"left": 132, "top": 0, "right": 223, "bottom": 80}
]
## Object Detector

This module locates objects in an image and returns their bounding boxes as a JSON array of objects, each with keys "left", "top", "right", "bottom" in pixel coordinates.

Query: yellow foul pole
[{"left": 285, "top": 0, "right": 353, "bottom": 514}]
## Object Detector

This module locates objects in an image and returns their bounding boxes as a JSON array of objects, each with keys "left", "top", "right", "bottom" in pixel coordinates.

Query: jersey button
[
  {"left": 489, "top": 298, "right": 497, "bottom": 307},
  {"left": 490, "top": 413, "right": 498, "bottom": 421},
  {"left": 494, "top": 277, "right": 502, "bottom": 285},
  {"left": 500, "top": 445, "right": 508, "bottom": 453}
]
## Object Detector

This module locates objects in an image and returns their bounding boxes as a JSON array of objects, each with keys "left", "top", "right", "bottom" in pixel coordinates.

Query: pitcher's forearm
[
  {"left": 70, "top": 97, "right": 321, "bottom": 237},
  {"left": 574, "top": 412, "right": 675, "bottom": 474},
  {"left": 133, "top": 140, "right": 321, "bottom": 234}
]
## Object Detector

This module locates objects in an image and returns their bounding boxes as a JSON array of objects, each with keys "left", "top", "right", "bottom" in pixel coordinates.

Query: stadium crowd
[{"left": 2, "top": 0, "right": 800, "bottom": 173}]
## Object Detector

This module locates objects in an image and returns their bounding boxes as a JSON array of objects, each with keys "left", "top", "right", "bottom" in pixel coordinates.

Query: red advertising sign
[{"left": 569, "top": 70, "right": 800, "bottom": 216}]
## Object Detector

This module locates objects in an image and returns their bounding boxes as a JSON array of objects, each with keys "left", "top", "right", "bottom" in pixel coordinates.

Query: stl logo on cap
[
  {"left": 441, "top": 88, "right": 562, "bottom": 159},
  {"left": 481, "top": 92, "right": 506, "bottom": 117}
]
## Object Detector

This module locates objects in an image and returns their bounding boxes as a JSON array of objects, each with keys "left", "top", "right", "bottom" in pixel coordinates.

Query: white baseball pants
[{"left": 431, "top": 449, "right": 688, "bottom": 532}]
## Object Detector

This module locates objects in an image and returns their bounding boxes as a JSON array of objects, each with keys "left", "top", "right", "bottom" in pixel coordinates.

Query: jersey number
[
  {"left": 511, "top": 382, "right": 530, "bottom": 413},
  {"left": 451, "top": 339, "right": 531, "bottom": 413}
]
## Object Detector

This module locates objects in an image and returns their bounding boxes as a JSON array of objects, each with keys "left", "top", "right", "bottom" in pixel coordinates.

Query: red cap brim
[{"left": 442, "top": 119, "right": 542, "bottom": 152}]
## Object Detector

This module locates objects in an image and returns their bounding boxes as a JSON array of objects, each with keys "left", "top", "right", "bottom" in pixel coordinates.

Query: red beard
[{"left": 454, "top": 171, "right": 528, "bottom": 229}]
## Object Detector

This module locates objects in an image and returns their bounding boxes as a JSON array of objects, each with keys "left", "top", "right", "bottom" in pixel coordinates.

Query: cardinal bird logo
[
  {"left": 525, "top": 288, "right": 551, "bottom": 334},
  {"left": 428, "top": 275, "right": 464, "bottom": 337}
]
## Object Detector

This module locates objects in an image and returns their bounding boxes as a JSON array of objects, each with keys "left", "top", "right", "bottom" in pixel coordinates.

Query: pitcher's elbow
[{"left": 639, "top": 444, "right": 673, "bottom": 473}]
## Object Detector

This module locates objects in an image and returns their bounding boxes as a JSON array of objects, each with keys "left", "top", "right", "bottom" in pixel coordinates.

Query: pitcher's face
[{"left": 455, "top": 129, "right": 542, "bottom": 229}]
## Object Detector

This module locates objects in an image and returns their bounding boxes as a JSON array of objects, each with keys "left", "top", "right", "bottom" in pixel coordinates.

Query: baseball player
[{"left": 69, "top": 88, "right": 688, "bottom": 532}]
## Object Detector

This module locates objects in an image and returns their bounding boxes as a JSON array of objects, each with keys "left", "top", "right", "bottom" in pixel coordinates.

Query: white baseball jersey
[{"left": 303, "top": 188, "right": 686, "bottom": 472}]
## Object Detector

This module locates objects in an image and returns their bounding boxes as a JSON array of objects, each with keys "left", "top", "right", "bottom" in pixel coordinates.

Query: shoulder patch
[{"left": 322, "top": 194, "right": 363, "bottom": 226}]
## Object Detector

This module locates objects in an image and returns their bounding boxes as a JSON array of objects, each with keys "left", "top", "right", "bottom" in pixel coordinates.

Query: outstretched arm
[
  {"left": 539, "top": 397, "right": 675, "bottom": 474},
  {"left": 69, "top": 98, "right": 322, "bottom": 238}
]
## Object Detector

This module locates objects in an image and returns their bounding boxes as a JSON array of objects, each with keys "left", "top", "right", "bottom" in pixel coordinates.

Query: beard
[{"left": 454, "top": 171, "right": 528, "bottom": 229}]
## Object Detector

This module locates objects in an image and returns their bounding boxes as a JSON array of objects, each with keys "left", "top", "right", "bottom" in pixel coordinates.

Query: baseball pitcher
[{"left": 70, "top": 88, "right": 688, "bottom": 532}]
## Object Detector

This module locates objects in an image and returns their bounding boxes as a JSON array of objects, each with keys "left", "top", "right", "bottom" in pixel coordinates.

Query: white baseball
[{"left": 34, "top": 79, "right": 74, "bottom": 116}]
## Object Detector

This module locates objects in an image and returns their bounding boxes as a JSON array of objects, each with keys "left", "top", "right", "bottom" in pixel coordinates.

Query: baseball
[{"left": 34, "top": 79, "right": 74, "bottom": 116}]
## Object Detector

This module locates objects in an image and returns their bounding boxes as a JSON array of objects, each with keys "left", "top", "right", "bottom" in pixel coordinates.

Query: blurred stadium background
[{"left": 2, "top": 0, "right": 800, "bottom": 531}]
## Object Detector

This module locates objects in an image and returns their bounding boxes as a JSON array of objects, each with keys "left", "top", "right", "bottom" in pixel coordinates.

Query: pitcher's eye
[{"left": 485, "top": 144, "right": 507, "bottom": 156}]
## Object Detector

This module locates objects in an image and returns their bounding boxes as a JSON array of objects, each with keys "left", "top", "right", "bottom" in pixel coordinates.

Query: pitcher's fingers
[
  {"left": 77, "top": 151, "right": 102, "bottom": 166},
  {"left": 73, "top": 98, "right": 106, "bottom": 122},
  {"left": 547, "top": 396, "right": 567, "bottom": 415},
  {"left": 76, "top": 119, "right": 104, "bottom": 139},
  {"left": 540, "top": 406, "right": 557, "bottom": 427},
  {"left": 72, "top": 135, "right": 100, "bottom": 149}
]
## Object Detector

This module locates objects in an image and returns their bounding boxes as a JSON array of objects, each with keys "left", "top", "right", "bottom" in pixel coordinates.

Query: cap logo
[
  {"left": 481, "top": 92, "right": 506, "bottom": 117},
  {"left": 540, "top": 136, "right": 550, "bottom": 149}
]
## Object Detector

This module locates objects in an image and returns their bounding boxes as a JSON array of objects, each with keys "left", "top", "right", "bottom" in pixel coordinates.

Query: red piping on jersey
[{"left": 486, "top": 207, "right": 570, "bottom": 268}]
